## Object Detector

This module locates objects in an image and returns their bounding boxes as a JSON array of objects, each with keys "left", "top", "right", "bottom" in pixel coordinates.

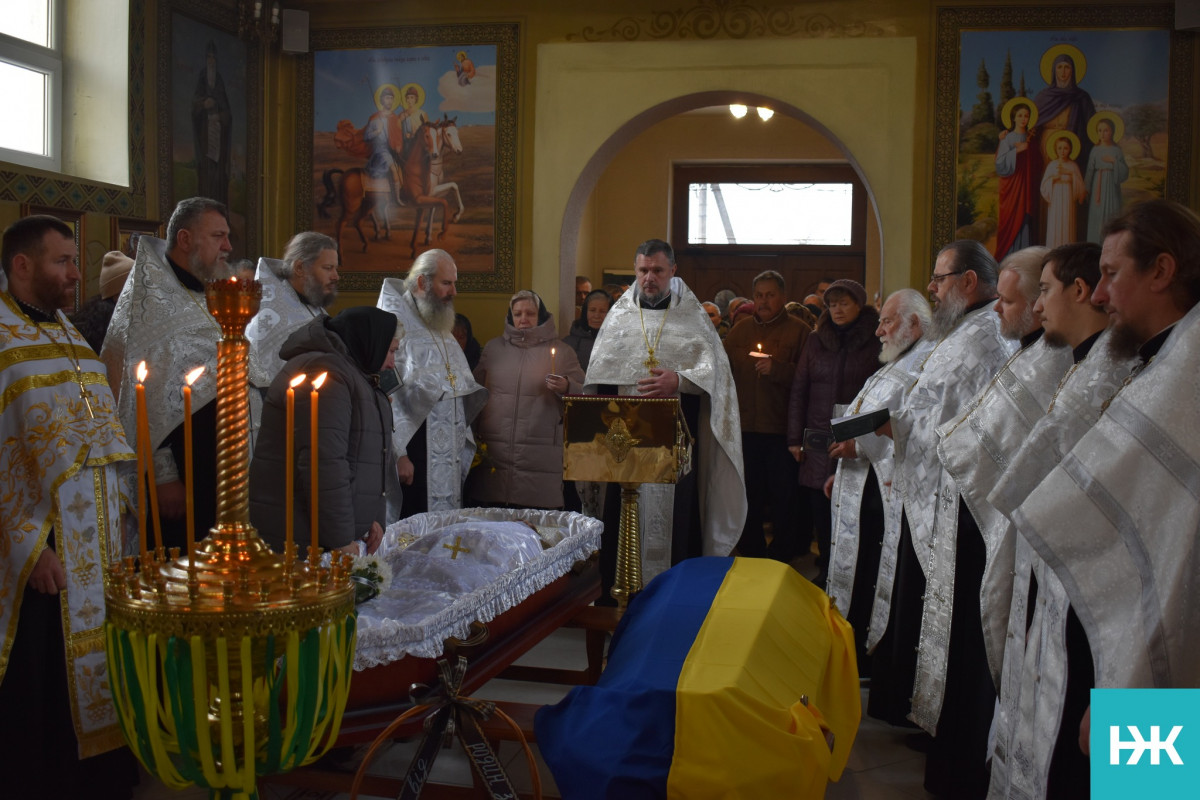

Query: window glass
[
  {"left": 0, "top": 60, "right": 47, "bottom": 155},
  {"left": 1, "top": 0, "right": 51, "bottom": 47},
  {"left": 687, "top": 182, "right": 854, "bottom": 246}
]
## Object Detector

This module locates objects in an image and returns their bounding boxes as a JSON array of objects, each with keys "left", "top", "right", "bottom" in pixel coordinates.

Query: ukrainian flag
[{"left": 535, "top": 557, "right": 859, "bottom": 799}]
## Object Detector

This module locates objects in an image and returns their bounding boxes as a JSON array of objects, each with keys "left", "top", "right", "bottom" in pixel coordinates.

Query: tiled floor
[{"left": 131, "top": 555, "right": 933, "bottom": 799}]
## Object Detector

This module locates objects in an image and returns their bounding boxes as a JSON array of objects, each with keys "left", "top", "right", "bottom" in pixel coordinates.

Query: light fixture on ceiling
[{"left": 729, "top": 104, "right": 774, "bottom": 121}]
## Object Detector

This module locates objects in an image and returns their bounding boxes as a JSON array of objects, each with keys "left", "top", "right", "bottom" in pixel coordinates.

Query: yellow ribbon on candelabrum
[{"left": 105, "top": 615, "right": 355, "bottom": 800}]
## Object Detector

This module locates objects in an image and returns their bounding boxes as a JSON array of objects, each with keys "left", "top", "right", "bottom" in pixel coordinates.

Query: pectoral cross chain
[{"left": 74, "top": 365, "right": 95, "bottom": 419}]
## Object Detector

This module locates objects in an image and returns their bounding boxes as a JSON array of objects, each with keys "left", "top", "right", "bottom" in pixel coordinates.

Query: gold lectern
[{"left": 562, "top": 395, "right": 693, "bottom": 612}]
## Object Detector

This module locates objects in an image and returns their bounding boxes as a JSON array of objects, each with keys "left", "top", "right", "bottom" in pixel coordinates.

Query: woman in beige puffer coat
[{"left": 467, "top": 290, "right": 584, "bottom": 509}]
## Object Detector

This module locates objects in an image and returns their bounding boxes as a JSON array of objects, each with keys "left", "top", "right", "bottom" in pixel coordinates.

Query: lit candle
[
  {"left": 757, "top": 343, "right": 763, "bottom": 354},
  {"left": 551, "top": 346, "right": 557, "bottom": 375},
  {"left": 310, "top": 372, "right": 328, "bottom": 554},
  {"left": 136, "top": 362, "right": 164, "bottom": 553},
  {"left": 183, "top": 366, "right": 205, "bottom": 569},
  {"left": 286, "top": 373, "right": 307, "bottom": 558},
  {"left": 135, "top": 361, "right": 148, "bottom": 561}
]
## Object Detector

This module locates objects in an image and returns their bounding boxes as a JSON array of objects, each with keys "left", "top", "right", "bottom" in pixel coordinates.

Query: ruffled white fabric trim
[{"left": 353, "top": 508, "right": 602, "bottom": 669}]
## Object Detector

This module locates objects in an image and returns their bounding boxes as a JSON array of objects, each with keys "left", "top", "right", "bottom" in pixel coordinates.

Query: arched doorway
[{"left": 555, "top": 91, "right": 884, "bottom": 321}]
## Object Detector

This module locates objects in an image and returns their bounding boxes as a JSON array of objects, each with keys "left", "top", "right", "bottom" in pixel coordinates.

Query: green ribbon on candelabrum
[{"left": 105, "top": 614, "right": 356, "bottom": 800}]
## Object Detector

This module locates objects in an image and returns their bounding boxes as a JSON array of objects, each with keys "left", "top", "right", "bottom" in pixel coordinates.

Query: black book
[{"left": 830, "top": 407, "right": 890, "bottom": 442}]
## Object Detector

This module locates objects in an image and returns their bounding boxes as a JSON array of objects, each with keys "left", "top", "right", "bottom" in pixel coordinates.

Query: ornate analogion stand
[
  {"left": 562, "top": 396, "right": 692, "bottom": 614},
  {"left": 104, "top": 278, "right": 356, "bottom": 800}
]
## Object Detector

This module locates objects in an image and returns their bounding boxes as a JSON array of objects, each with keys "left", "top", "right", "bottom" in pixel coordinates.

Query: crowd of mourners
[{"left": 4, "top": 195, "right": 1200, "bottom": 799}]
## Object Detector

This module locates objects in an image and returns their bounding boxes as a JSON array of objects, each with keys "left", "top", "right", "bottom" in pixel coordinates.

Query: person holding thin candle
[
  {"left": 249, "top": 306, "right": 400, "bottom": 556},
  {"left": 723, "top": 270, "right": 811, "bottom": 561},
  {"left": 467, "top": 290, "right": 583, "bottom": 510}
]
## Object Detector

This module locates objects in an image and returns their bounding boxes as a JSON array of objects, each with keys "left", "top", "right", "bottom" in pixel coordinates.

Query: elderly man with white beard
[
  {"left": 873, "top": 240, "right": 1016, "bottom": 798},
  {"left": 984, "top": 242, "right": 1132, "bottom": 800},
  {"left": 824, "top": 288, "right": 932, "bottom": 676},
  {"left": 378, "top": 248, "right": 486, "bottom": 518}
]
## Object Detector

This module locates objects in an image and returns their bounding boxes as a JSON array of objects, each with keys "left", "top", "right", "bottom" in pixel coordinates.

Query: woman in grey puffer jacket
[
  {"left": 467, "top": 291, "right": 584, "bottom": 509},
  {"left": 250, "top": 307, "right": 398, "bottom": 555}
]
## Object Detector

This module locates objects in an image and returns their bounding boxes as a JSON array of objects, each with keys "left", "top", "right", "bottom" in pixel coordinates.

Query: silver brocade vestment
[
  {"left": 889, "top": 304, "right": 1017, "bottom": 734},
  {"left": 983, "top": 329, "right": 1135, "bottom": 800},
  {"left": 585, "top": 277, "right": 746, "bottom": 581},
  {"left": 827, "top": 337, "right": 933, "bottom": 645},
  {"left": 1013, "top": 302, "right": 1200, "bottom": 695},
  {"left": 101, "top": 236, "right": 260, "bottom": 478},
  {"left": 377, "top": 280, "right": 486, "bottom": 513},
  {"left": 247, "top": 257, "right": 324, "bottom": 389},
  {"left": 937, "top": 337, "right": 1072, "bottom": 688}
]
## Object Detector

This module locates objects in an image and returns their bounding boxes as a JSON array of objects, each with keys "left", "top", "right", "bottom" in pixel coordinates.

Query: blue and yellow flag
[{"left": 536, "top": 557, "right": 860, "bottom": 799}]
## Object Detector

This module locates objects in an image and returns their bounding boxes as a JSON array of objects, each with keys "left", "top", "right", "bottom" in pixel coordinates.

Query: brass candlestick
[{"left": 104, "top": 278, "right": 356, "bottom": 800}]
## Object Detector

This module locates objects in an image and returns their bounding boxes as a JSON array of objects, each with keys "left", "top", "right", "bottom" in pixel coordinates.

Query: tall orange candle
[
  {"left": 139, "top": 365, "right": 162, "bottom": 553},
  {"left": 183, "top": 366, "right": 205, "bottom": 568},
  {"left": 551, "top": 346, "right": 556, "bottom": 375},
  {"left": 286, "top": 373, "right": 307, "bottom": 557},
  {"left": 310, "top": 372, "right": 328, "bottom": 553},
  {"left": 135, "top": 361, "right": 148, "bottom": 560}
]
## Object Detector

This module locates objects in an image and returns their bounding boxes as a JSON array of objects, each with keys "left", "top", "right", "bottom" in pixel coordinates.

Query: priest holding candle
[{"left": 249, "top": 307, "right": 401, "bottom": 556}]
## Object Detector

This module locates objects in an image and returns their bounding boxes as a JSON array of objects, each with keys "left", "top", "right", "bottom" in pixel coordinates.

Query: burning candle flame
[
  {"left": 312, "top": 372, "right": 328, "bottom": 390},
  {"left": 136, "top": 361, "right": 148, "bottom": 383},
  {"left": 185, "top": 366, "right": 205, "bottom": 386},
  {"left": 289, "top": 373, "right": 307, "bottom": 389}
]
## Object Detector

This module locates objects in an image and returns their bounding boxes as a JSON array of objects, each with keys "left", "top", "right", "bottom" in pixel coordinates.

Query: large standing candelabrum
[{"left": 104, "top": 278, "right": 356, "bottom": 800}]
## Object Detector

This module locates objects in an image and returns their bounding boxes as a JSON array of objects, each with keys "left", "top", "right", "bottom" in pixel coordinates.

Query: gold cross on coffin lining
[{"left": 442, "top": 535, "right": 471, "bottom": 559}]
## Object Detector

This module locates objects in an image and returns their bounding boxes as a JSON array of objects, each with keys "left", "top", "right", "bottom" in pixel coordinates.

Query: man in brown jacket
[{"left": 724, "top": 270, "right": 811, "bottom": 559}]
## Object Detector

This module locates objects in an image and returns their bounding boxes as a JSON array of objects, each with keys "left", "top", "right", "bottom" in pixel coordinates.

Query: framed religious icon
[
  {"left": 156, "top": 0, "right": 261, "bottom": 260},
  {"left": 296, "top": 22, "right": 520, "bottom": 292},
  {"left": 21, "top": 203, "right": 83, "bottom": 312},
  {"left": 931, "top": 4, "right": 1192, "bottom": 257},
  {"left": 110, "top": 217, "right": 164, "bottom": 260}
]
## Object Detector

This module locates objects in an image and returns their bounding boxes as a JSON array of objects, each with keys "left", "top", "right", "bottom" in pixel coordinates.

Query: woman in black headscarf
[
  {"left": 562, "top": 288, "right": 612, "bottom": 372},
  {"left": 250, "top": 306, "right": 399, "bottom": 555}
]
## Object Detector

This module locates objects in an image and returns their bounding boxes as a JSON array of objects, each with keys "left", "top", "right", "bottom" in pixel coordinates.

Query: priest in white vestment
[
  {"left": 586, "top": 239, "right": 745, "bottom": 601},
  {"left": 826, "top": 289, "right": 932, "bottom": 672},
  {"left": 377, "top": 248, "right": 486, "bottom": 519},
  {"left": 101, "top": 197, "right": 253, "bottom": 552},
  {"left": 1011, "top": 200, "right": 1200, "bottom": 749},
  {"left": 986, "top": 242, "right": 1133, "bottom": 800},
  {"left": 0, "top": 215, "right": 137, "bottom": 795},
  {"left": 882, "top": 240, "right": 1017, "bottom": 797},
  {"left": 247, "top": 231, "right": 339, "bottom": 391}
]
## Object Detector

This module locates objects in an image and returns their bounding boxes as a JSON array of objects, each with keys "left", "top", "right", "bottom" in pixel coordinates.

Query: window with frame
[
  {"left": 0, "top": 0, "right": 62, "bottom": 172},
  {"left": 671, "top": 163, "right": 867, "bottom": 253}
]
